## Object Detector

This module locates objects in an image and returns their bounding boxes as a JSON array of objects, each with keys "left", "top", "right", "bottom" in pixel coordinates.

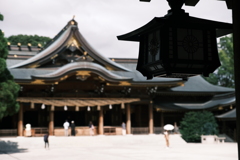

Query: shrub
[{"left": 180, "top": 111, "right": 218, "bottom": 142}]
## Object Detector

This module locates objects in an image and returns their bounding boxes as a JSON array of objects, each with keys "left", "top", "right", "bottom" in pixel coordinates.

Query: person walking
[
  {"left": 164, "top": 130, "right": 170, "bottom": 148},
  {"left": 63, "top": 120, "right": 70, "bottom": 136},
  {"left": 122, "top": 122, "right": 126, "bottom": 135},
  {"left": 71, "top": 121, "right": 76, "bottom": 136},
  {"left": 89, "top": 121, "right": 94, "bottom": 136},
  {"left": 43, "top": 133, "right": 49, "bottom": 149}
]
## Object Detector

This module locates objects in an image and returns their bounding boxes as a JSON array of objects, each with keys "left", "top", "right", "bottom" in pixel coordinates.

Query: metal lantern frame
[{"left": 117, "top": 4, "right": 232, "bottom": 80}]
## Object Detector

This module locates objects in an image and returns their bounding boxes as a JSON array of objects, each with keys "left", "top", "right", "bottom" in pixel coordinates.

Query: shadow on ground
[{"left": 0, "top": 140, "right": 27, "bottom": 154}]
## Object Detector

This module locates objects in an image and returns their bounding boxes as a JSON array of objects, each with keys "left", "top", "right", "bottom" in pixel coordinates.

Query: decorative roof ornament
[{"left": 76, "top": 75, "right": 90, "bottom": 81}]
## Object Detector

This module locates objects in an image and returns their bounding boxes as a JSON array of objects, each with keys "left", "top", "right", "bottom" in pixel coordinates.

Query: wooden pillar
[
  {"left": 98, "top": 106, "right": 104, "bottom": 135},
  {"left": 233, "top": 0, "right": 240, "bottom": 157},
  {"left": 126, "top": 103, "right": 131, "bottom": 134},
  {"left": 149, "top": 102, "right": 154, "bottom": 134},
  {"left": 18, "top": 103, "right": 23, "bottom": 136},
  {"left": 49, "top": 106, "right": 54, "bottom": 135},
  {"left": 161, "top": 111, "right": 164, "bottom": 128}
]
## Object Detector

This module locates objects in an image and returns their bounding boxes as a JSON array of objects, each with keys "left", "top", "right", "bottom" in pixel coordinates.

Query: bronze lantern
[{"left": 117, "top": 0, "right": 232, "bottom": 80}]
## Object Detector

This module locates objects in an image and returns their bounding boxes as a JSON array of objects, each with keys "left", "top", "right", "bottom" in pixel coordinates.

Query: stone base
[{"left": 201, "top": 135, "right": 217, "bottom": 144}]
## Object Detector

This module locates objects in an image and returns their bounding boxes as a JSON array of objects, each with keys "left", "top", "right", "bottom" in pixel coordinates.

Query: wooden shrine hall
[{"left": 0, "top": 18, "right": 236, "bottom": 137}]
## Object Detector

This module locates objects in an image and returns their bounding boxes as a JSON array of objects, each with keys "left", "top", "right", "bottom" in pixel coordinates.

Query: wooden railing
[
  {"left": 104, "top": 127, "right": 116, "bottom": 135},
  {"left": 31, "top": 127, "right": 48, "bottom": 136},
  {"left": 131, "top": 127, "right": 149, "bottom": 134},
  {"left": 154, "top": 127, "right": 164, "bottom": 134},
  {"left": 131, "top": 127, "right": 165, "bottom": 134},
  {"left": 0, "top": 129, "right": 17, "bottom": 136}
]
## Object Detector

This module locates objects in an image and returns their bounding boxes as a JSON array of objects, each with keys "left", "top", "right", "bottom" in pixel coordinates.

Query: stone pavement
[{"left": 0, "top": 134, "right": 237, "bottom": 160}]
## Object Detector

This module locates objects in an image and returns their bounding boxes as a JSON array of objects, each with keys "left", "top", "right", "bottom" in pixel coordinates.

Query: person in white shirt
[
  {"left": 25, "top": 123, "right": 31, "bottom": 137},
  {"left": 63, "top": 120, "right": 70, "bottom": 136}
]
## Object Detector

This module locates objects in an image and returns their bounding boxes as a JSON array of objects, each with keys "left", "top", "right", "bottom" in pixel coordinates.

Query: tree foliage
[
  {"left": 180, "top": 111, "right": 218, "bottom": 142},
  {"left": 0, "top": 14, "right": 20, "bottom": 119},
  {"left": 203, "top": 34, "right": 234, "bottom": 88},
  {"left": 7, "top": 34, "right": 51, "bottom": 47},
  {"left": 0, "top": 14, "right": 3, "bottom": 21}
]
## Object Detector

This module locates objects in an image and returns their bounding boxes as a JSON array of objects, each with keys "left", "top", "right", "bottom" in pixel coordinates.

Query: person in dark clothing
[
  {"left": 71, "top": 121, "right": 76, "bottom": 136},
  {"left": 43, "top": 133, "right": 49, "bottom": 148}
]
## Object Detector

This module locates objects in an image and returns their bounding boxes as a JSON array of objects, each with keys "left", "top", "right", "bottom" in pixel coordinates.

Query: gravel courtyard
[{"left": 0, "top": 135, "right": 237, "bottom": 160}]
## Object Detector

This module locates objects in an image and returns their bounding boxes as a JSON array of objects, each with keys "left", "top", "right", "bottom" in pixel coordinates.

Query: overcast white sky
[{"left": 1, "top": 0, "right": 232, "bottom": 58}]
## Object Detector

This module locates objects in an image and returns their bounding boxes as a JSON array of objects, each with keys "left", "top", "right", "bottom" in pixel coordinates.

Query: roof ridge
[{"left": 43, "top": 19, "right": 77, "bottom": 49}]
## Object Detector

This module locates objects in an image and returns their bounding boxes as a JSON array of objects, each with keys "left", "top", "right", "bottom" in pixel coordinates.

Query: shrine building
[{"left": 0, "top": 19, "right": 236, "bottom": 137}]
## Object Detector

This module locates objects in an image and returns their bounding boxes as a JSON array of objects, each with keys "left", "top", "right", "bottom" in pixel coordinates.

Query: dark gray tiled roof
[
  {"left": 216, "top": 108, "right": 236, "bottom": 119},
  {"left": 114, "top": 62, "right": 182, "bottom": 83},
  {"left": 116, "top": 62, "right": 235, "bottom": 91},
  {"left": 154, "top": 93, "right": 235, "bottom": 111},
  {"left": 111, "top": 70, "right": 182, "bottom": 83},
  {"left": 171, "top": 75, "right": 235, "bottom": 93},
  {"left": 8, "top": 60, "right": 236, "bottom": 92},
  {"left": 8, "top": 50, "right": 38, "bottom": 56},
  {"left": 7, "top": 59, "right": 26, "bottom": 68},
  {"left": 9, "top": 68, "right": 54, "bottom": 79},
  {"left": 33, "top": 62, "right": 132, "bottom": 82}
]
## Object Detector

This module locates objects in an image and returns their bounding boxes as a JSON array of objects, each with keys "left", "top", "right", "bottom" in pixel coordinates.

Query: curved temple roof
[
  {"left": 32, "top": 62, "right": 133, "bottom": 82},
  {"left": 10, "top": 19, "right": 131, "bottom": 72}
]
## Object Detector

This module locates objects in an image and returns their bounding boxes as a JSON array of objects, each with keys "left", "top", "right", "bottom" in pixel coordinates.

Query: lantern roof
[{"left": 117, "top": 11, "right": 232, "bottom": 41}]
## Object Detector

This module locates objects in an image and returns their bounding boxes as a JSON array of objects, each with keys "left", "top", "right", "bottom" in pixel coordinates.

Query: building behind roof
[{"left": 0, "top": 19, "right": 236, "bottom": 140}]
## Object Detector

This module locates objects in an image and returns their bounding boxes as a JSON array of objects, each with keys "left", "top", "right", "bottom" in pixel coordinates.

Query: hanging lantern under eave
[
  {"left": 87, "top": 106, "right": 91, "bottom": 111},
  {"left": 64, "top": 105, "right": 68, "bottom": 111},
  {"left": 41, "top": 103, "right": 45, "bottom": 109},
  {"left": 117, "top": 1, "right": 232, "bottom": 80}
]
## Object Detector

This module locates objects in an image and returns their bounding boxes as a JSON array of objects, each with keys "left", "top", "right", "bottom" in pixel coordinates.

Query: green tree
[
  {"left": 0, "top": 14, "right": 20, "bottom": 119},
  {"left": 7, "top": 34, "right": 51, "bottom": 47},
  {"left": 180, "top": 111, "right": 218, "bottom": 142},
  {"left": 0, "top": 14, "right": 3, "bottom": 21},
  {"left": 203, "top": 34, "right": 234, "bottom": 88}
]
